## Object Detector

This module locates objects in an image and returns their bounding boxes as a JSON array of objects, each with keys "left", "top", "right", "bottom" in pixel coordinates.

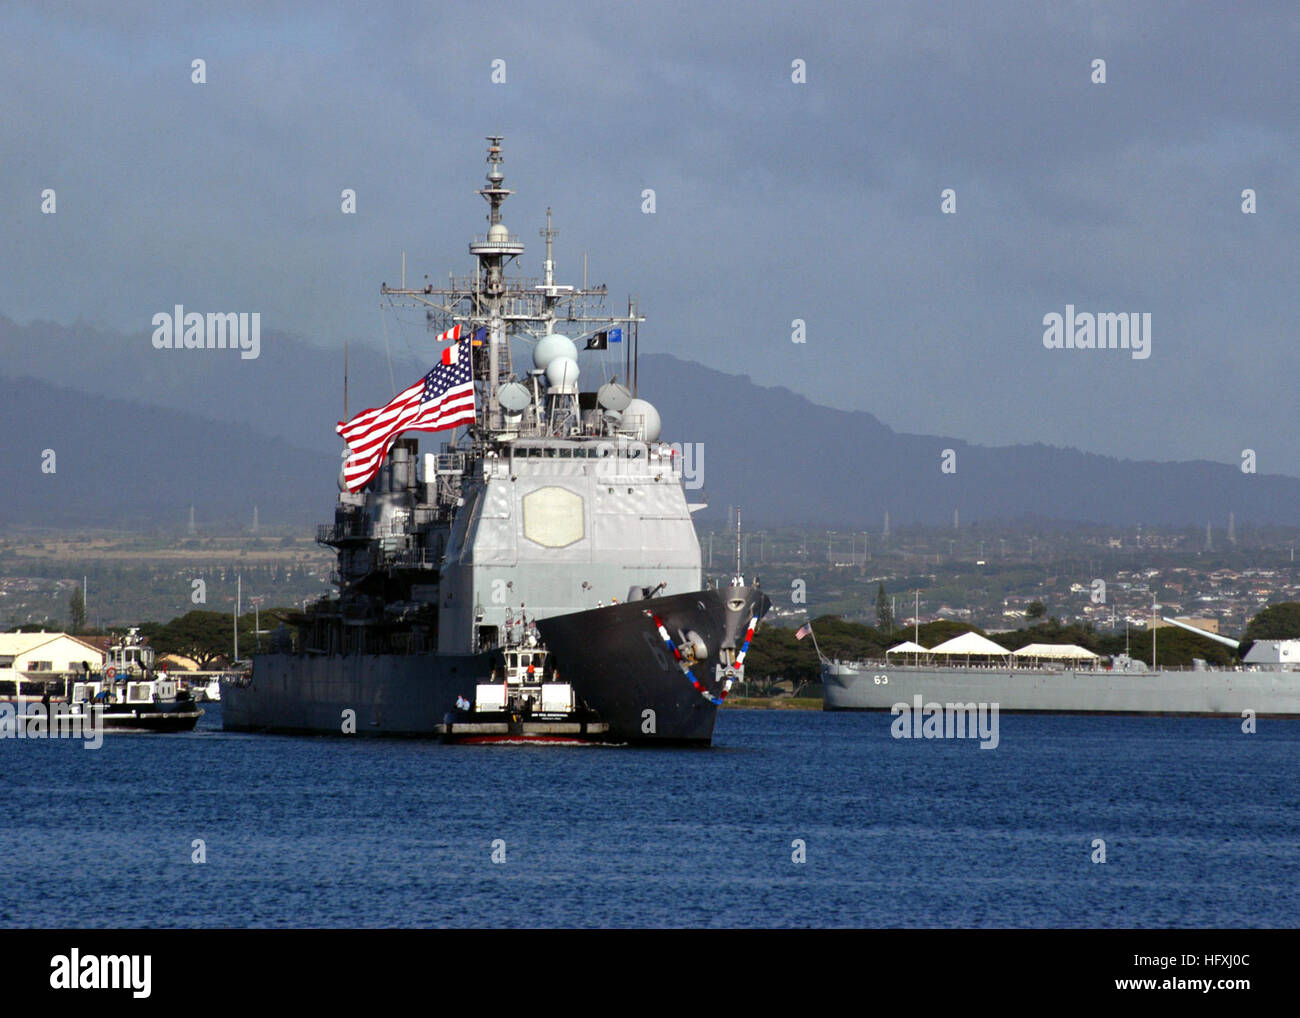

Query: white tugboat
[{"left": 436, "top": 624, "right": 609, "bottom": 744}]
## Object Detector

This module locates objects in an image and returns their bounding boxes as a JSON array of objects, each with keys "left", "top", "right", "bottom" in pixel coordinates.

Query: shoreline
[{"left": 721, "top": 696, "right": 823, "bottom": 711}]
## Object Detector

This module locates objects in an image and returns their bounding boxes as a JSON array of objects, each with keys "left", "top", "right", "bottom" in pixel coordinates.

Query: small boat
[
  {"left": 63, "top": 630, "right": 203, "bottom": 732},
  {"left": 436, "top": 634, "right": 608, "bottom": 744},
  {"left": 66, "top": 675, "right": 204, "bottom": 732},
  {"left": 188, "top": 675, "right": 224, "bottom": 703}
]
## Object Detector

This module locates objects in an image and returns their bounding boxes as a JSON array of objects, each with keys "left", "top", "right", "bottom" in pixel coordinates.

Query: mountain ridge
[{"left": 2, "top": 314, "right": 1295, "bottom": 528}]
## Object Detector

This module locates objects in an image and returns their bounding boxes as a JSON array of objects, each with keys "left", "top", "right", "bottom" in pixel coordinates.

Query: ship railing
[
  {"left": 381, "top": 548, "right": 440, "bottom": 569},
  {"left": 318, "top": 520, "right": 371, "bottom": 543},
  {"left": 470, "top": 232, "right": 524, "bottom": 247},
  {"left": 615, "top": 414, "right": 649, "bottom": 439},
  {"left": 825, "top": 656, "right": 1263, "bottom": 674},
  {"left": 432, "top": 453, "right": 466, "bottom": 475}
]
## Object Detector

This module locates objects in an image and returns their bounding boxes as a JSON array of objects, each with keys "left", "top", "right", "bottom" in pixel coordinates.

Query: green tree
[
  {"left": 1026, "top": 601, "right": 1046, "bottom": 621},
  {"left": 68, "top": 586, "right": 87, "bottom": 633},
  {"left": 875, "top": 583, "right": 894, "bottom": 634},
  {"left": 1244, "top": 602, "right": 1300, "bottom": 642},
  {"left": 146, "top": 610, "right": 242, "bottom": 669},
  {"left": 741, "top": 624, "right": 821, "bottom": 688}
]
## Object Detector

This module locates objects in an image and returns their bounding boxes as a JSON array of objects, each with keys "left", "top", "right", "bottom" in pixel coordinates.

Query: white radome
[
  {"left": 545, "top": 356, "right": 580, "bottom": 393},
  {"left": 533, "top": 333, "right": 578, "bottom": 371},
  {"left": 622, "top": 398, "right": 661, "bottom": 442}
]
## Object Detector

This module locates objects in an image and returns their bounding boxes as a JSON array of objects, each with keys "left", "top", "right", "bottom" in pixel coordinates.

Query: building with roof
[{"left": 0, "top": 632, "right": 105, "bottom": 697}]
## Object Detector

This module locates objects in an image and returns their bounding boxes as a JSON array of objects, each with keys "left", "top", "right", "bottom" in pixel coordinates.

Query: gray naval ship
[
  {"left": 821, "top": 616, "right": 1300, "bottom": 716},
  {"left": 223, "top": 138, "right": 770, "bottom": 745}
]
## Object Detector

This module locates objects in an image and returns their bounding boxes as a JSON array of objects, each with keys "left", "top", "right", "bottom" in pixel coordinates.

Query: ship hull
[
  {"left": 822, "top": 661, "right": 1300, "bottom": 717},
  {"left": 224, "top": 586, "right": 769, "bottom": 744},
  {"left": 5, "top": 702, "right": 204, "bottom": 733},
  {"left": 536, "top": 585, "right": 770, "bottom": 746},
  {"left": 222, "top": 651, "right": 490, "bottom": 736}
]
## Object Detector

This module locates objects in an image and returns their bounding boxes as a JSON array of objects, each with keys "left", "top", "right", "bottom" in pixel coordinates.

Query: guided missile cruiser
[{"left": 223, "top": 138, "right": 770, "bottom": 744}]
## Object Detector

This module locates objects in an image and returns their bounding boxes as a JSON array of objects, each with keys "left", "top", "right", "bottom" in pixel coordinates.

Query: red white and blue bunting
[
  {"left": 648, "top": 611, "right": 759, "bottom": 705},
  {"left": 735, "top": 617, "right": 757, "bottom": 667}
]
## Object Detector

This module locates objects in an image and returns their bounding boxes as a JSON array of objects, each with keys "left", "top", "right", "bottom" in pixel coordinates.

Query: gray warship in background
[
  {"left": 822, "top": 616, "right": 1300, "bottom": 716},
  {"left": 223, "top": 138, "right": 769, "bottom": 745}
]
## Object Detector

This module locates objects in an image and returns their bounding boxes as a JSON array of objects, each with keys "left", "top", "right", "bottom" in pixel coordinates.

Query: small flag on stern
[
  {"left": 795, "top": 623, "right": 812, "bottom": 641},
  {"left": 336, "top": 339, "right": 476, "bottom": 492}
]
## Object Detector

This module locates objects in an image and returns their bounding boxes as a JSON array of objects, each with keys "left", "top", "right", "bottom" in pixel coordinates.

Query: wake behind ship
[{"left": 223, "top": 138, "right": 769, "bottom": 745}]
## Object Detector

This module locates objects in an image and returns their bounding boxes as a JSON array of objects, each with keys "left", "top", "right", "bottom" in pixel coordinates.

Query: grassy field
[
  {"left": 0, "top": 530, "right": 333, "bottom": 628},
  {"left": 721, "top": 696, "right": 824, "bottom": 710},
  {"left": 1, "top": 533, "right": 328, "bottom": 564}
]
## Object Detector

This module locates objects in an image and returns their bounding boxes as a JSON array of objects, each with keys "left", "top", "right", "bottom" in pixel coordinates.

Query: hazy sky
[{"left": 3, "top": 2, "right": 1297, "bottom": 471}]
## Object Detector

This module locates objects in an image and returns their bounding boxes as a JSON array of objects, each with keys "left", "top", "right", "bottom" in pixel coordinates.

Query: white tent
[
  {"left": 885, "top": 641, "right": 929, "bottom": 655},
  {"left": 928, "top": 631, "right": 1011, "bottom": 657},
  {"left": 1011, "top": 643, "right": 1099, "bottom": 660}
]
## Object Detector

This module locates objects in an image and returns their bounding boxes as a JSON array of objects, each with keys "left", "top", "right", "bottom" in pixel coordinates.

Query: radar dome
[
  {"left": 597, "top": 381, "right": 632, "bottom": 412},
  {"left": 622, "top": 398, "right": 661, "bottom": 443},
  {"left": 545, "top": 357, "right": 580, "bottom": 393},
  {"left": 497, "top": 381, "right": 531, "bottom": 412},
  {"left": 533, "top": 333, "right": 578, "bottom": 371},
  {"left": 487, "top": 222, "right": 510, "bottom": 242}
]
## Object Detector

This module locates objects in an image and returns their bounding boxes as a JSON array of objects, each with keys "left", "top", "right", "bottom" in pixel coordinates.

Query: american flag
[
  {"left": 336, "top": 339, "right": 476, "bottom": 492},
  {"left": 795, "top": 623, "right": 813, "bottom": 641}
]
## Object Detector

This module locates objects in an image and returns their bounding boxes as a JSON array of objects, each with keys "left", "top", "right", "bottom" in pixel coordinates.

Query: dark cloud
[{"left": 2, "top": 1, "right": 1296, "bottom": 473}]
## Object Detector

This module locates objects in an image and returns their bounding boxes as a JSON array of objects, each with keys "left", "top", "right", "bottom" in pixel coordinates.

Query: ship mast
[
  {"left": 467, "top": 137, "right": 524, "bottom": 422},
  {"left": 379, "top": 136, "right": 645, "bottom": 440}
]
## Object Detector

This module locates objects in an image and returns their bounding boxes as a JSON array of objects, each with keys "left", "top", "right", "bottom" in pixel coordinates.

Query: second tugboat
[
  {"left": 436, "top": 622, "right": 609, "bottom": 744},
  {"left": 224, "top": 138, "right": 770, "bottom": 745}
]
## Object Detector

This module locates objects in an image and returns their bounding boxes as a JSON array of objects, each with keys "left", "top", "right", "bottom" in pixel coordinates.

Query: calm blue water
[{"left": 2, "top": 706, "right": 1297, "bottom": 928}]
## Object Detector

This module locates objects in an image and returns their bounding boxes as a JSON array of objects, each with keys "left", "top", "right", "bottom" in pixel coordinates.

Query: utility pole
[
  {"left": 234, "top": 574, "right": 241, "bottom": 664},
  {"left": 252, "top": 596, "right": 264, "bottom": 652}
]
